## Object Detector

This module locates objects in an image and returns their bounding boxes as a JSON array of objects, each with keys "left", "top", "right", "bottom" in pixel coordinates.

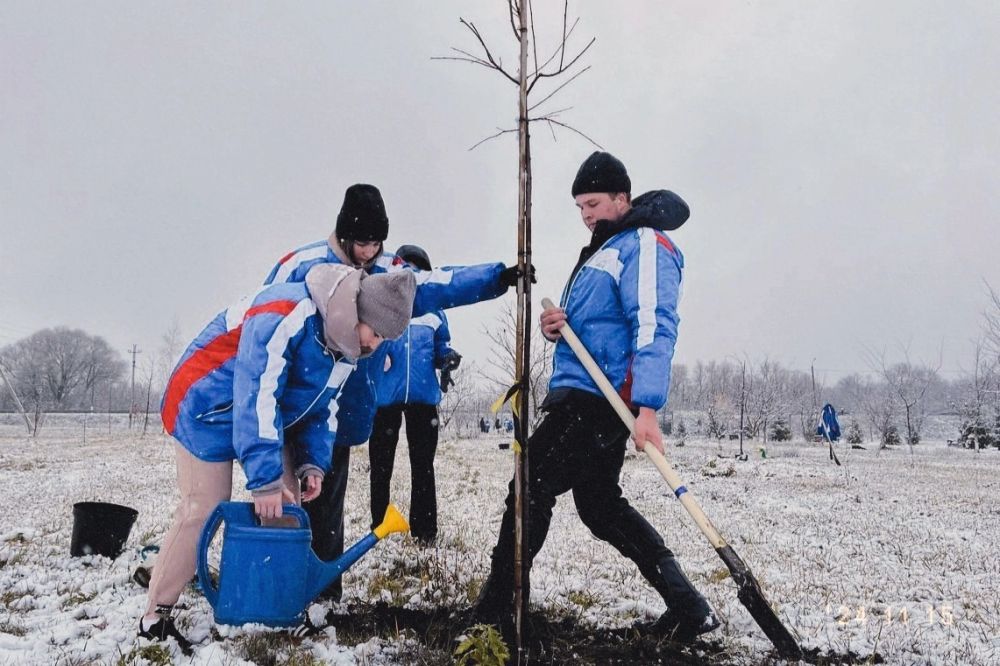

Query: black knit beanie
[
  {"left": 571, "top": 151, "right": 631, "bottom": 197},
  {"left": 335, "top": 184, "right": 389, "bottom": 242}
]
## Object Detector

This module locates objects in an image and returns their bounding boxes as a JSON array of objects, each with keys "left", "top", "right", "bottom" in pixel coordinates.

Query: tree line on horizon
[{"left": 3, "top": 287, "right": 998, "bottom": 449}]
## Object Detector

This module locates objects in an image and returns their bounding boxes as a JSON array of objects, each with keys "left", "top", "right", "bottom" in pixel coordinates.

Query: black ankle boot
[
  {"left": 645, "top": 556, "right": 719, "bottom": 641},
  {"left": 468, "top": 568, "right": 515, "bottom": 632},
  {"left": 138, "top": 614, "right": 194, "bottom": 655}
]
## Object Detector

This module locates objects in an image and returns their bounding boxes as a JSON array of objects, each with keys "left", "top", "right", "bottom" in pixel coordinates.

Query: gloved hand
[
  {"left": 499, "top": 264, "right": 537, "bottom": 289},
  {"left": 441, "top": 350, "right": 462, "bottom": 372}
]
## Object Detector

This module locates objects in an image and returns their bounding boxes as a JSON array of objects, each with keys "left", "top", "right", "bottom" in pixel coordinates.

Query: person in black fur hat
[{"left": 471, "top": 151, "right": 719, "bottom": 644}]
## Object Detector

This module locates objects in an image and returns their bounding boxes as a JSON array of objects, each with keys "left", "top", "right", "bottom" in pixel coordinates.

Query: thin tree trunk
[
  {"left": 512, "top": 0, "right": 533, "bottom": 656},
  {"left": 142, "top": 380, "right": 152, "bottom": 436}
]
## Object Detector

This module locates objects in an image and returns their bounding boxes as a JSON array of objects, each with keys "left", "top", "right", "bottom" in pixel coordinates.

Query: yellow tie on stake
[{"left": 491, "top": 383, "right": 523, "bottom": 453}]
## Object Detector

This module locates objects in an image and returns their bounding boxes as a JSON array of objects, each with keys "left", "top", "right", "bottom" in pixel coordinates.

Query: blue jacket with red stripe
[
  {"left": 264, "top": 242, "right": 504, "bottom": 446},
  {"left": 550, "top": 190, "right": 687, "bottom": 411},
  {"left": 161, "top": 282, "right": 355, "bottom": 491},
  {"left": 377, "top": 311, "right": 453, "bottom": 407}
]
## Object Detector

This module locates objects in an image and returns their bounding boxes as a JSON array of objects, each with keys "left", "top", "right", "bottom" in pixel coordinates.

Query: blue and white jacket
[
  {"left": 161, "top": 282, "right": 355, "bottom": 492},
  {"left": 377, "top": 311, "right": 453, "bottom": 407},
  {"left": 265, "top": 239, "right": 505, "bottom": 446},
  {"left": 550, "top": 190, "right": 688, "bottom": 411}
]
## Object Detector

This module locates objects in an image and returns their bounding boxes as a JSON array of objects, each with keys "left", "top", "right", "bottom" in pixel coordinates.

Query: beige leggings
[{"left": 144, "top": 442, "right": 301, "bottom": 614}]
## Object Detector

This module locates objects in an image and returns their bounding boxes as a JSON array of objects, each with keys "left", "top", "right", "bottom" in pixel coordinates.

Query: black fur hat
[
  {"left": 571, "top": 151, "right": 631, "bottom": 197},
  {"left": 335, "top": 184, "right": 389, "bottom": 242},
  {"left": 395, "top": 244, "right": 431, "bottom": 271}
]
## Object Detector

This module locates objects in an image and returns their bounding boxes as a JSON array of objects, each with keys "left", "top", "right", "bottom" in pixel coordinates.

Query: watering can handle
[{"left": 196, "top": 503, "right": 225, "bottom": 609}]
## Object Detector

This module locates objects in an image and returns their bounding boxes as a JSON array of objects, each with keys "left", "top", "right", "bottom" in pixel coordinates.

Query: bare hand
[
  {"left": 540, "top": 306, "right": 567, "bottom": 341},
  {"left": 633, "top": 407, "right": 664, "bottom": 455},
  {"left": 301, "top": 475, "right": 323, "bottom": 502},
  {"left": 253, "top": 486, "right": 296, "bottom": 519}
]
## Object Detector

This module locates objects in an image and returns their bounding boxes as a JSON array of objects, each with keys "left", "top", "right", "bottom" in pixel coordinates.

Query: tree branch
[
  {"left": 531, "top": 116, "right": 603, "bottom": 149},
  {"left": 528, "top": 37, "right": 595, "bottom": 94},
  {"left": 458, "top": 17, "right": 519, "bottom": 84},
  {"left": 468, "top": 127, "right": 519, "bottom": 151},
  {"left": 528, "top": 65, "right": 590, "bottom": 112}
]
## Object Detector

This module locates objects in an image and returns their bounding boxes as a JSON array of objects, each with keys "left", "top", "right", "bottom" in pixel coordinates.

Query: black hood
[
  {"left": 592, "top": 190, "right": 689, "bottom": 239},
  {"left": 567, "top": 190, "right": 689, "bottom": 293}
]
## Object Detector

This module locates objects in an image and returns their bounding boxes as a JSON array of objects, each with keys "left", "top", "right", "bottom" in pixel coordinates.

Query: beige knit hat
[{"left": 305, "top": 264, "right": 364, "bottom": 358}]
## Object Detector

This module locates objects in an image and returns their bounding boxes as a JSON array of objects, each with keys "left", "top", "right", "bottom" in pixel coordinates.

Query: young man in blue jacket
[
  {"left": 368, "top": 245, "right": 463, "bottom": 544},
  {"left": 139, "top": 264, "right": 416, "bottom": 652},
  {"left": 472, "top": 152, "right": 719, "bottom": 641},
  {"left": 264, "top": 184, "right": 521, "bottom": 600}
]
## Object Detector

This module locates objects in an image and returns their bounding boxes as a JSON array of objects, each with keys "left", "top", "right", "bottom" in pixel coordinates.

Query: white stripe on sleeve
[
  {"left": 410, "top": 313, "right": 443, "bottom": 329},
  {"left": 272, "top": 246, "right": 328, "bottom": 284},
  {"left": 255, "top": 299, "right": 316, "bottom": 440},
  {"left": 636, "top": 229, "right": 657, "bottom": 349}
]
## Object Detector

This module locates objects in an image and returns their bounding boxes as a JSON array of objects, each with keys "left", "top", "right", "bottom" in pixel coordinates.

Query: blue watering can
[{"left": 197, "top": 501, "right": 408, "bottom": 627}]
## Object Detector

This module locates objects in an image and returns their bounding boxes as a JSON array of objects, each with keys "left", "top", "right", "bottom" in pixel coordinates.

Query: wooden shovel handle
[{"left": 540, "top": 297, "right": 726, "bottom": 549}]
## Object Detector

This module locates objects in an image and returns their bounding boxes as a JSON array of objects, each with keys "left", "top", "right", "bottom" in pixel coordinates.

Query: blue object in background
[{"left": 817, "top": 403, "right": 841, "bottom": 442}]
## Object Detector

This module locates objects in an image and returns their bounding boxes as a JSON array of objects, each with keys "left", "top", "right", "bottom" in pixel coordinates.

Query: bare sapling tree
[
  {"left": 479, "top": 301, "right": 553, "bottom": 426},
  {"left": 438, "top": 1, "right": 597, "bottom": 652},
  {"left": 437, "top": 359, "right": 478, "bottom": 439},
  {"left": 141, "top": 356, "right": 156, "bottom": 436}
]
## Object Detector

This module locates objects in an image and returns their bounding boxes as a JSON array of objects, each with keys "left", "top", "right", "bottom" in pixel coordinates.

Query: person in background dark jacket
[{"left": 368, "top": 245, "right": 462, "bottom": 544}]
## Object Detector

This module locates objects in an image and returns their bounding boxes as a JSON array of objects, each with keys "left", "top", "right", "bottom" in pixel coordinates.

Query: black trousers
[
  {"left": 368, "top": 402, "right": 440, "bottom": 540},
  {"left": 304, "top": 444, "right": 351, "bottom": 599},
  {"left": 487, "top": 391, "right": 674, "bottom": 592}
]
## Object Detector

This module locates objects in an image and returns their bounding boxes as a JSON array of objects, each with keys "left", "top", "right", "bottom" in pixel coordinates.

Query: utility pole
[{"left": 128, "top": 345, "right": 141, "bottom": 429}]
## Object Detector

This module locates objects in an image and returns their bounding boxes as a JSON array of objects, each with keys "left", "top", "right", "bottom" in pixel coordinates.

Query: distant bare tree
[
  {"left": 744, "top": 359, "right": 788, "bottom": 442},
  {"left": 786, "top": 370, "right": 817, "bottom": 439},
  {"left": 438, "top": 359, "right": 479, "bottom": 438},
  {"left": 985, "top": 281, "right": 1000, "bottom": 361},
  {"left": 157, "top": 318, "right": 184, "bottom": 383},
  {"left": 706, "top": 391, "right": 735, "bottom": 442},
  {"left": 865, "top": 345, "right": 942, "bottom": 451},
  {"left": 840, "top": 373, "right": 896, "bottom": 449},
  {"left": 140, "top": 357, "right": 156, "bottom": 436},
  {"left": 0, "top": 328, "right": 126, "bottom": 433},
  {"left": 955, "top": 338, "right": 999, "bottom": 452},
  {"left": 82, "top": 334, "right": 124, "bottom": 409}
]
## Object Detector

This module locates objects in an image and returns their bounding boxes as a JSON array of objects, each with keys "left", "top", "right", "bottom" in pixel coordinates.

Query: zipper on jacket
[
  {"left": 554, "top": 233, "right": 621, "bottom": 379},
  {"left": 403, "top": 325, "right": 412, "bottom": 404}
]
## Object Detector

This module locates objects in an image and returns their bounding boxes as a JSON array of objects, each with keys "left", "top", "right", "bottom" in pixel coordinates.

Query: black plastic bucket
[{"left": 71, "top": 502, "right": 139, "bottom": 558}]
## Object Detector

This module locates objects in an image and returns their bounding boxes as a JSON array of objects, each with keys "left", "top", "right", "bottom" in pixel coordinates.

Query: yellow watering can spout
[{"left": 373, "top": 503, "right": 409, "bottom": 539}]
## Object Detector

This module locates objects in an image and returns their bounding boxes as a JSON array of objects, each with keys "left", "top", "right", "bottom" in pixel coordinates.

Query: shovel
[{"left": 541, "top": 297, "right": 802, "bottom": 658}]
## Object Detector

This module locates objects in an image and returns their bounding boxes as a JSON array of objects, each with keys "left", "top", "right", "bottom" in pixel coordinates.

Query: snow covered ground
[{"left": 1, "top": 415, "right": 998, "bottom": 665}]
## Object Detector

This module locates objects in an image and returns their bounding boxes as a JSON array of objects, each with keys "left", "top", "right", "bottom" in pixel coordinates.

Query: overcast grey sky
[{"left": 2, "top": 1, "right": 998, "bottom": 385}]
